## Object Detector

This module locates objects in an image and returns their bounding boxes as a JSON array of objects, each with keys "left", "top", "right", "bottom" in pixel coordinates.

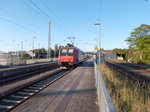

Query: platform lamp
[{"left": 95, "top": 21, "right": 101, "bottom": 64}]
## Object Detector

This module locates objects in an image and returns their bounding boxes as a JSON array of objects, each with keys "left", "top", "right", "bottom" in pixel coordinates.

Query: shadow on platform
[
  {"left": 78, "top": 62, "right": 94, "bottom": 67},
  {"left": 35, "top": 88, "right": 96, "bottom": 98}
]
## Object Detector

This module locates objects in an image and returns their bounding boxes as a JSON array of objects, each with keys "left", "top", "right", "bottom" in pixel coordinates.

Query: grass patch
[{"left": 99, "top": 64, "right": 150, "bottom": 112}]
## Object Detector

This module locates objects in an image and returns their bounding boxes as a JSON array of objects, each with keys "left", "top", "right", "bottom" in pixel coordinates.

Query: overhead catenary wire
[
  {"left": 97, "top": 0, "right": 103, "bottom": 20},
  {"left": 21, "top": 0, "right": 53, "bottom": 34},
  {"left": 28, "top": 0, "right": 68, "bottom": 33},
  {"left": 0, "top": 16, "right": 39, "bottom": 34},
  {"left": 41, "top": 0, "right": 76, "bottom": 36},
  {"left": 22, "top": 0, "right": 64, "bottom": 32},
  {"left": 0, "top": 1, "right": 40, "bottom": 35},
  {"left": 41, "top": 0, "right": 63, "bottom": 24},
  {"left": 21, "top": 0, "right": 44, "bottom": 17},
  {"left": 0, "top": 8, "right": 39, "bottom": 30}
]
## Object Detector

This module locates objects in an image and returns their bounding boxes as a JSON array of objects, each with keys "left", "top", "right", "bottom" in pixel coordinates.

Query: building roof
[{"left": 104, "top": 50, "right": 116, "bottom": 54}]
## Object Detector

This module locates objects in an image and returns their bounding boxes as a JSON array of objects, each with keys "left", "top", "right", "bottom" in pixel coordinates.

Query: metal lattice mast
[{"left": 47, "top": 21, "right": 51, "bottom": 59}]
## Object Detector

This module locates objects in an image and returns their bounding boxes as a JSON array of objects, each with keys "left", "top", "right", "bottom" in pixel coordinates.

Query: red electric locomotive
[{"left": 58, "top": 46, "right": 84, "bottom": 68}]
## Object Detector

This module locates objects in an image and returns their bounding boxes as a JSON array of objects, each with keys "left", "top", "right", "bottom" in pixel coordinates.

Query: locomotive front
[{"left": 58, "top": 47, "right": 76, "bottom": 68}]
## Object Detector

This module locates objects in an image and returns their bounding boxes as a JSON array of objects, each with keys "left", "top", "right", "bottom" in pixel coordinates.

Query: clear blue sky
[{"left": 0, "top": 0, "right": 149, "bottom": 52}]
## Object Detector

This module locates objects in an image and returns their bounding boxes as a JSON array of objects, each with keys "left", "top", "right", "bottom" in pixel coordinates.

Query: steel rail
[
  {"left": 0, "top": 68, "right": 74, "bottom": 112},
  {"left": 0, "top": 64, "right": 58, "bottom": 85},
  {"left": 105, "top": 61, "right": 150, "bottom": 85}
]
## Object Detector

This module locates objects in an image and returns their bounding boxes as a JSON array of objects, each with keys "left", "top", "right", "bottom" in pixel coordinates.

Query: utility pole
[
  {"left": 18, "top": 44, "right": 20, "bottom": 63},
  {"left": 95, "top": 21, "right": 101, "bottom": 64},
  {"left": 21, "top": 41, "right": 23, "bottom": 59},
  {"left": 32, "top": 37, "right": 36, "bottom": 59},
  {"left": 38, "top": 43, "right": 40, "bottom": 59},
  {"left": 47, "top": 21, "right": 51, "bottom": 60}
]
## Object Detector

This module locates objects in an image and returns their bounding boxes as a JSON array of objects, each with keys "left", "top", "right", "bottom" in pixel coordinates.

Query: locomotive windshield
[
  {"left": 68, "top": 49, "right": 73, "bottom": 53},
  {"left": 60, "top": 48, "right": 74, "bottom": 56}
]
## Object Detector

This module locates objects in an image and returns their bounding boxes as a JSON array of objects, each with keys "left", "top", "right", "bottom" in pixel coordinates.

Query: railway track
[
  {"left": 105, "top": 61, "right": 150, "bottom": 86},
  {"left": 0, "top": 67, "right": 74, "bottom": 112},
  {"left": 0, "top": 62, "right": 58, "bottom": 85},
  {"left": 0, "top": 64, "right": 58, "bottom": 85}
]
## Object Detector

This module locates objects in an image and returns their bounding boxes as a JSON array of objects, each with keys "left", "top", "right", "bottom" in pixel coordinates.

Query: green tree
[
  {"left": 31, "top": 48, "right": 47, "bottom": 58},
  {"left": 54, "top": 44, "right": 59, "bottom": 57},
  {"left": 112, "top": 48, "right": 128, "bottom": 55},
  {"left": 40, "top": 48, "right": 47, "bottom": 53},
  {"left": 125, "top": 24, "right": 150, "bottom": 63},
  {"left": 22, "top": 51, "right": 30, "bottom": 59},
  {"left": 47, "top": 48, "right": 54, "bottom": 58},
  {"left": 32, "top": 48, "right": 47, "bottom": 54}
]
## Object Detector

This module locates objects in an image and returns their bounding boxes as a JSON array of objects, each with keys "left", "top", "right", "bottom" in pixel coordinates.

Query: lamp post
[
  {"left": 18, "top": 44, "right": 20, "bottom": 63},
  {"left": 95, "top": 21, "right": 101, "bottom": 64},
  {"left": 38, "top": 43, "right": 40, "bottom": 59},
  {"left": 21, "top": 41, "right": 23, "bottom": 59},
  {"left": 32, "top": 37, "right": 36, "bottom": 59}
]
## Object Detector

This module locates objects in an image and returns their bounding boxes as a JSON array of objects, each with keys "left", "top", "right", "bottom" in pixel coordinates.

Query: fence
[
  {"left": 0, "top": 58, "right": 58, "bottom": 66},
  {"left": 94, "top": 61, "right": 116, "bottom": 112}
]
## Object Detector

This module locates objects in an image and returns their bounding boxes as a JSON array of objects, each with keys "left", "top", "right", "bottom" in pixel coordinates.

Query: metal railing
[{"left": 94, "top": 61, "right": 116, "bottom": 112}]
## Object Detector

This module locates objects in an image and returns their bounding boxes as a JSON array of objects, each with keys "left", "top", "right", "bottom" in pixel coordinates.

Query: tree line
[
  {"left": 113, "top": 24, "right": 150, "bottom": 64},
  {"left": 22, "top": 44, "right": 59, "bottom": 59}
]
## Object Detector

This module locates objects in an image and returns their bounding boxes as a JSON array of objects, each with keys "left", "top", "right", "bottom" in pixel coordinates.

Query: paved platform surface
[{"left": 11, "top": 58, "right": 98, "bottom": 112}]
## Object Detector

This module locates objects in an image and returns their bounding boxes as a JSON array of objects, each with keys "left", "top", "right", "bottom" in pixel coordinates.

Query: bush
[{"left": 100, "top": 64, "right": 150, "bottom": 112}]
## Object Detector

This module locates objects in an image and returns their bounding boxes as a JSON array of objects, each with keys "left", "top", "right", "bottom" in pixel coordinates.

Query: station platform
[{"left": 11, "top": 59, "right": 99, "bottom": 112}]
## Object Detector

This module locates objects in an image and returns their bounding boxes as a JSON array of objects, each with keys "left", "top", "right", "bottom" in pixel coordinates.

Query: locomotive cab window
[
  {"left": 61, "top": 49, "right": 67, "bottom": 53},
  {"left": 60, "top": 49, "right": 67, "bottom": 56},
  {"left": 68, "top": 49, "right": 74, "bottom": 56},
  {"left": 60, "top": 48, "right": 74, "bottom": 56}
]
